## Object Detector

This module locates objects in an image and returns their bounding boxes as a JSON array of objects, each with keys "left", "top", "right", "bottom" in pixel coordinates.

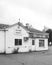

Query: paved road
[{"left": 0, "top": 47, "right": 52, "bottom": 65}]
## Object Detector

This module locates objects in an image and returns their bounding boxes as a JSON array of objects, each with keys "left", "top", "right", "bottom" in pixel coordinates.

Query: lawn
[{"left": 0, "top": 47, "right": 52, "bottom": 65}]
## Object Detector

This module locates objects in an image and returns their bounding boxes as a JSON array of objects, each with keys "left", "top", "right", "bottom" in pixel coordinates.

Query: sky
[{"left": 0, "top": 0, "right": 52, "bottom": 30}]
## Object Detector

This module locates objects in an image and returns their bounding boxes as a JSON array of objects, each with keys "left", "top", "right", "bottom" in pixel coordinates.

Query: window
[
  {"left": 15, "top": 39, "right": 22, "bottom": 45},
  {"left": 15, "top": 39, "right": 18, "bottom": 45},
  {"left": 19, "top": 39, "right": 22, "bottom": 45},
  {"left": 39, "top": 40, "right": 44, "bottom": 47},
  {"left": 32, "top": 40, "right": 35, "bottom": 45}
]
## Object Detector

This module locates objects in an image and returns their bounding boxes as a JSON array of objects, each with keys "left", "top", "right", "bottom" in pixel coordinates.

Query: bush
[{"left": 12, "top": 48, "right": 19, "bottom": 54}]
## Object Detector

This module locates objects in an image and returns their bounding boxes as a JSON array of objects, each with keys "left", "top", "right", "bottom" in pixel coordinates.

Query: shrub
[{"left": 12, "top": 48, "right": 19, "bottom": 54}]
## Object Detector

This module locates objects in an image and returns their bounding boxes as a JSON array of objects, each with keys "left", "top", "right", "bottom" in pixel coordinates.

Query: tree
[{"left": 46, "top": 29, "right": 52, "bottom": 46}]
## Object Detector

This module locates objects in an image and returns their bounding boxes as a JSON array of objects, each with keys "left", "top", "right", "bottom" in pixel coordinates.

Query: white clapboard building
[{"left": 0, "top": 22, "right": 49, "bottom": 54}]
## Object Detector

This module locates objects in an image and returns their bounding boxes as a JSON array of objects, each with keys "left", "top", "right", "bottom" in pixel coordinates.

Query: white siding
[
  {"left": 35, "top": 38, "right": 48, "bottom": 51},
  {"left": 6, "top": 25, "right": 32, "bottom": 53},
  {"left": 0, "top": 31, "right": 4, "bottom": 53},
  {"left": 5, "top": 24, "right": 48, "bottom": 53}
]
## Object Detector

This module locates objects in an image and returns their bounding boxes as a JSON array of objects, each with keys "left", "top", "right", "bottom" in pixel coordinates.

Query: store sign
[
  {"left": 15, "top": 29, "right": 21, "bottom": 33},
  {"left": 29, "top": 33, "right": 48, "bottom": 38},
  {"left": 15, "top": 26, "right": 22, "bottom": 35},
  {"left": 34, "top": 34, "right": 45, "bottom": 38}
]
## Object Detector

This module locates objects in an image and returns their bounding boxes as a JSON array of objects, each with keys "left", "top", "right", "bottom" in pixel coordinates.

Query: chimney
[
  {"left": 26, "top": 23, "right": 29, "bottom": 28},
  {"left": 26, "top": 23, "right": 32, "bottom": 29}
]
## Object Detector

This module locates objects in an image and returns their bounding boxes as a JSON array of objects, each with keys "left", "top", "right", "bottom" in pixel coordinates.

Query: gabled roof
[
  {"left": 17, "top": 22, "right": 47, "bottom": 34},
  {"left": 0, "top": 22, "right": 49, "bottom": 35},
  {"left": 25, "top": 26, "right": 42, "bottom": 33},
  {"left": 18, "top": 22, "right": 49, "bottom": 36},
  {"left": 0, "top": 24, "right": 9, "bottom": 29},
  {"left": 17, "top": 22, "right": 42, "bottom": 33}
]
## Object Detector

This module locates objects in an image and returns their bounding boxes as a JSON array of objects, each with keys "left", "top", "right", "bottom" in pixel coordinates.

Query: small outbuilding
[{"left": 0, "top": 22, "right": 49, "bottom": 54}]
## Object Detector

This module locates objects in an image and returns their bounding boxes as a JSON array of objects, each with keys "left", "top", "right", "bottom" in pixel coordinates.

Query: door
[
  {"left": 32, "top": 39, "right": 35, "bottom": 51},
  {"left": 32, "top": 40, "right": 35, "bottom": 45}
]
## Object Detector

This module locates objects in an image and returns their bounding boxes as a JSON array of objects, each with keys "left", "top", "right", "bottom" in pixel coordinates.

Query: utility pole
[{"left": 4, "top": 29, "right": 6, "bottom": 53}]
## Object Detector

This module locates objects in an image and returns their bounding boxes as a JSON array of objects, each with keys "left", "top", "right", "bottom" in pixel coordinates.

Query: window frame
[
  {"left": 39, "top": 40, "right": 44, "bottom": 47},
  {"left": 32, "top": 40, "right": 35, "bottom": 45},
  {"left": 15, "top": 39, "right": 22, "bottom": 46}
]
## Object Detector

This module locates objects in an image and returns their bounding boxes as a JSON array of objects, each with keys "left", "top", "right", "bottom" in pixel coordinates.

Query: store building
[{"left": 0, "top": 22, "right": 49, "bottom": 54}]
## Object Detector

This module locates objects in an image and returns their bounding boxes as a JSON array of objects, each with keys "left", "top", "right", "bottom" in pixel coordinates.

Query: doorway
[{"left": 32, "top": 40, "right": 35, "bottom": 45}]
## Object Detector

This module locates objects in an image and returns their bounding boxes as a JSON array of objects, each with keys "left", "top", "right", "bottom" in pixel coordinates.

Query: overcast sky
[{"left": 0, "top": 0, "right": 52, "bottom": 30}]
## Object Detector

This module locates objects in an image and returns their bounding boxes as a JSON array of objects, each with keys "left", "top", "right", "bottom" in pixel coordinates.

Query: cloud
[{"left": 0, "top": 0, "right": 52, "bottom": 30}]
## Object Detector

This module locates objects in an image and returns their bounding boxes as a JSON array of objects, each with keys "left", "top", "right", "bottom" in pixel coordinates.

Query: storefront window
[
  {"left": 15, "top": 39, "right": 22, "bottom": 45},
  {"left": 39, "top": 40, "right": 44, "bottom": 47}
]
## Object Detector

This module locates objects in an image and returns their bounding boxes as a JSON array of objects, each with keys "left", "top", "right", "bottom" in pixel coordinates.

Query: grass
[{"left": 0, "top": 47, "right": 52, "bottom": 65}]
